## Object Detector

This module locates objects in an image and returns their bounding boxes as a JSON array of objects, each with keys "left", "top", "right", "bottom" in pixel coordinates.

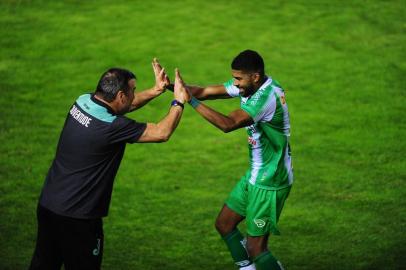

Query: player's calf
[
  {"left": 222, "top": 229, "right": 254, "bottom": 269},
  {"left": 253, "top": 251, "right": 285, "bottom": 270}
]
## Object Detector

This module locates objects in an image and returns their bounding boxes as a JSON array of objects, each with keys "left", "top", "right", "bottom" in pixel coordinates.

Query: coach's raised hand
[
  {"left": 152, "top": 58, "right": 170, "bottom": 94},
  {"left": 130, "top": 58, "right": 170, "bottom": 111},
  {"left": 136, "top": 68, "right": 186, "bottom": 143},
  {"left": 174, "top": 68, "right": 190, "bottom": 104}
]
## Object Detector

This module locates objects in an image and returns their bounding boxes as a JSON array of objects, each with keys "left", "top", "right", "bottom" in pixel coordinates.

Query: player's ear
[{"left": 253, "top": 73, "right": 261, "bottom": 83}]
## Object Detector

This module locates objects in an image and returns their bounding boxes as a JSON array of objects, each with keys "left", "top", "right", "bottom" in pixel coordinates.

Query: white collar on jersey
[
  {"left": 259, "top": 76, "right": 273, "bottom": 90},
  {"left": 245, "top": 76, "right": 273, "bottom": 99}
]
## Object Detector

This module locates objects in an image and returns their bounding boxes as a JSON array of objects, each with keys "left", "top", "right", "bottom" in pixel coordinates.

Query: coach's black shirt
[{"left": 39, "top": 94, "right": 146, "bottom": 219}]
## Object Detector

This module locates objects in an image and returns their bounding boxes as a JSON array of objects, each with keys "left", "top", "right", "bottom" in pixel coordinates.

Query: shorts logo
[
  {"left": 93, "top": 238, "right": 101, "bottom": 256},
  {"left": 254, "top": 219, "right": 266, "bottom": 228}
]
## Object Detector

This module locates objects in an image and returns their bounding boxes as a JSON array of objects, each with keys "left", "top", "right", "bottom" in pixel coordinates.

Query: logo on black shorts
[{"left": 93, "top": 238, "right": 101, "bottom": 256}]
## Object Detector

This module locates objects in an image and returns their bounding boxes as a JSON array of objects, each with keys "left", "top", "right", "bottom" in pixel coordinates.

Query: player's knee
[
  {"left": 214, "top": 218, "right": 225, "bottom": 234},
  {"left": 214, "top": 217, "right": 233, "bottom": 236}
]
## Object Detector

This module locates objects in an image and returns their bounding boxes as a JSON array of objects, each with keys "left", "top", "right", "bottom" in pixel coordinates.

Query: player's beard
[{"left": 240, "top": 85, "right": 256, "bottom": 97}]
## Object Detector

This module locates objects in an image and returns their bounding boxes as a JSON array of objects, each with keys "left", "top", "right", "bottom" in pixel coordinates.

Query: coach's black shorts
[{"left": 29, "top": 205, "right": 103, "bottom": 270}]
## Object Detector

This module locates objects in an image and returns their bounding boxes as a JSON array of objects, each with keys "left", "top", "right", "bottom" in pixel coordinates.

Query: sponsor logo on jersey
[
  {"left": 248, "top": 136, "right": 257, "bottom": 146},
  {"left": 247, "top": 125, "right": 257, "bottom": 133},
  {"left": 250, "top": 88, "right": 266, "bottom": 105},
  {"left": 254, "top": 218, "right": 266, "bottom": 228}
]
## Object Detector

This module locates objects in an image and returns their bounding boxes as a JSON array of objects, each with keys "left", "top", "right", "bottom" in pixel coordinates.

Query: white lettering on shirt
[{"left": 70, "top": 105, "right": 92, "bottom": 127}]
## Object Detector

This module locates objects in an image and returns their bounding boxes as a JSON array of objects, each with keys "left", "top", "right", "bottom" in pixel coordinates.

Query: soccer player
[
  {"left": 184, "top": 50, "right": 293, "bottom": 270},
  {"left": 29, "top": 60, "right": 190, "bottom": 270}
]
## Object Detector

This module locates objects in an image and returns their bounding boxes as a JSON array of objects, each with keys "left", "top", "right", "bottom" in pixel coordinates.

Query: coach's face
[
  {"left": 232, "top": 70, "right": 259, "bottom": 97},
  {"left": 116, "top": 79, "right": 136, "bottom": 115}
]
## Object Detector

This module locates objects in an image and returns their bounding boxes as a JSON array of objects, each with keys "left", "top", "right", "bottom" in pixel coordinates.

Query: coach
[{"left": 29, "top": 60, "right": 189, "bottom": 269}]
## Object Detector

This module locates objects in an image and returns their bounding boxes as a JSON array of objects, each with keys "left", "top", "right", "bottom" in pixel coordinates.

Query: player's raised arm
[
  {"left": 137, "top": 69, "right": 189, "bottom": 142},
  {"left": 183, "top": 86, "right": 253, "bottom": 133},
  {"left": 130, "top": 58, "right": 170, "bottom": 111},
  {"left": 166, "top": 83, "right": 231, "bottom": 100},
  {"left": 187, "top": 84, "right": 231, "bottom": 100},
  {"left": 190, "top": 100, "right": 253, "bottom": 133}
]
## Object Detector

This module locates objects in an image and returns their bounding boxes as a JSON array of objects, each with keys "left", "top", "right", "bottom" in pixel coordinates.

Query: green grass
[{"left": 1, "top": 0, "right": 405, "bottom": 269}]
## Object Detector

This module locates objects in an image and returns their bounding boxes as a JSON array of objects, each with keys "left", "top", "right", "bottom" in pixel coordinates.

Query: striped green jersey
[{"left": 224, "top": 77, "right": 293, "bottom": 190}]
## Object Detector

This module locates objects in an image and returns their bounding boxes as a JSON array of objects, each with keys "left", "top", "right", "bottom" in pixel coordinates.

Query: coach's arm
[
  {"left": 130, "top": 58, "right": 170, "bottom": 111},
  {"left": 137, "top": 106, "right": 183, "bottom": 142},
  {"left": 137, "top": 69, "right": 189, "bottom": 142}
]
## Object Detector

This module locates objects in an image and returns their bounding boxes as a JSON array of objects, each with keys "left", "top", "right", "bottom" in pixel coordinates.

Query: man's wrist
[
  {"left": 171, "top": 99, "right": 184, "bottom": 109},
  {"left": 188, "top": 96, "right": 200, "bottom": 109}
]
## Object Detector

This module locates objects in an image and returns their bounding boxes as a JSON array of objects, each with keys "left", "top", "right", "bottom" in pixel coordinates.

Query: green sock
[
  {"left": 254, "top": 251, "right": 284, "bottom": 270},
  {"left": 222, "top": 229, "right": 252, "bottom": 268}
]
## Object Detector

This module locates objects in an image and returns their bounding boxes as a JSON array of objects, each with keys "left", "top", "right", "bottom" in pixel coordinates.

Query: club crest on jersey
[{"left": 280, "top": 95, "right": 286, "bottom": 105}]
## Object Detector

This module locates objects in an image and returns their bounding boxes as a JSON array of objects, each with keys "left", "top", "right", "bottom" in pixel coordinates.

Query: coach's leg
[
  {"left": 247, "top": 235, "right": 284, "bottom": 270},
  {"left": 29, "top": 205, "right": 63, "bottom": 270},
  {"left": 61, "top": 217, "right": 104, "bottom": 270},
  {"left": 215, "top": 204, "right": 254, "bottom": 269}
]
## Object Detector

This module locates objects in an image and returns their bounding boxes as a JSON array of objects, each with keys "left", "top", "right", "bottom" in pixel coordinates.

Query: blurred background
[{"left": 0, "top": 0, "right": 405, "bottom": 269}]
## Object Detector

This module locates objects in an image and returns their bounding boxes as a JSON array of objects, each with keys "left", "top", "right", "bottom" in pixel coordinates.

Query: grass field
[{"left": 0, "top": 0, "right": 405, "bottom": 269}]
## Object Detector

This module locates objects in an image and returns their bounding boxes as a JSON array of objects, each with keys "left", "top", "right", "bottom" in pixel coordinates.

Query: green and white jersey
[{"left": 224, "top": 77, "right": 293, "bottom": 190}]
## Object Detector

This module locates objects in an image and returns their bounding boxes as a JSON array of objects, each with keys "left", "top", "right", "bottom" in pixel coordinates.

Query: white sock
[
  {"left": 240, "top": 264, "right": 256, "bottom": 270},
  {"left": 277, "top": 260, "right": 285, "bottom": 270}
]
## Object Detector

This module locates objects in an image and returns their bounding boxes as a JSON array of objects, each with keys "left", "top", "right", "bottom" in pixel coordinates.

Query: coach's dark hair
[
  {"left": 231, "top": 50, "right": 265, "bottom": 77},
  {"left": 96, "top": 68, "right": 136, "bottom": 102}
]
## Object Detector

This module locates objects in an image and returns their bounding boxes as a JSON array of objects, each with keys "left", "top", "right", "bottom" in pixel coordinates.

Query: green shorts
[{"left": 225, "top": 176, "right": 291, "bottom": 236}]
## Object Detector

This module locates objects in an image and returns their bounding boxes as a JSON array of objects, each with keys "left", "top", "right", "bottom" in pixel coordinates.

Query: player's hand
[
  {"left": 152, "top": 58, "right": 170, "bottom": 94},
  {"left": 174, "top": 68, "right": 191, "bottom": 103}
]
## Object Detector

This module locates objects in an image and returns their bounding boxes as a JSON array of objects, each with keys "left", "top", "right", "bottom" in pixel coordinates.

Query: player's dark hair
[
  {"left": 231, "top": 50, "right": 265, "bottom": 77},
  {"left": 96, "top": 68, "right": 136, "bottom": 102}
]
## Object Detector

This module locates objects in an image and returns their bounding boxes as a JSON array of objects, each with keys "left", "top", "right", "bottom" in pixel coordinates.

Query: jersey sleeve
[
  {"left": 241, "top": 87, "right": 276, "bottom": 123},
  {"left": 223, "top": 79, "right": 240, "bottom": 97},
  {"left": 109, "top": 116, "right": 147, "bottom": 144}
]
